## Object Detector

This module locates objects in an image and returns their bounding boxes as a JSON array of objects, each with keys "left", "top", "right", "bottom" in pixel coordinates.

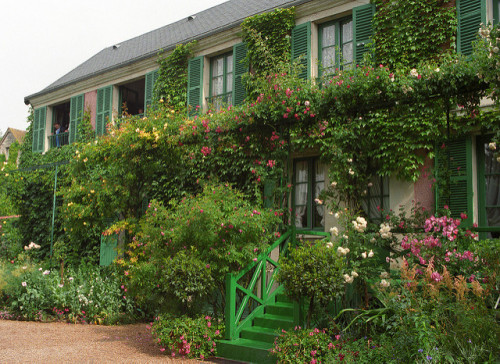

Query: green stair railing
[{"left": 224, "top": 226, "right": 330, "bottom": 340}]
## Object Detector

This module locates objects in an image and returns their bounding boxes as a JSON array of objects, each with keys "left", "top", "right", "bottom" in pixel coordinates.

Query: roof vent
[
  {"left": 113, "top": 44, "right": 121, "bottom": 50},
  {"left": 187, "top": 15, "right": 196, "bottom": 21}
]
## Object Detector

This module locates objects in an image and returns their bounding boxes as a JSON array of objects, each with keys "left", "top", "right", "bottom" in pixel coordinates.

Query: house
[
  {"left": 24, "top": 0, "right": 499, "bottom": 238},
  {"left": 21, "top": 0, "right": 499, "bottom": 361},
  {"left": 0, "top": 128, "right": 26, "bottom": 166}
]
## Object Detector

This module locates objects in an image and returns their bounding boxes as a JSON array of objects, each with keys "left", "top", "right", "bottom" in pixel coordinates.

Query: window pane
[
  {"left": 212, "top": 57, "right": 223, "bottom": 76},
  {"left": 226, "top": 73, "right": 233, "bottom": 93},
  {"left": 314, "top": 161, "right": 325, "bottom": 181},
  {"left": 295, "top": 161, "right": 308, "bottom": 182},
  {"left": 342, "top": 20, "right": 353, "bottom": 42},
  {"left": 342, "top": 42, "right": 353, "bottom": 65},
  {"left": 322, "top": 24, "right": 335, "bottom": 47},
  {"left": 212, "top": 76, "right": 223, "bottom": 96},
  {"left": 226, "top": 54, "right": 233, "bottom": 73},
  {"left": 322, "top": 48, "right": 336, "bottom": 72}
]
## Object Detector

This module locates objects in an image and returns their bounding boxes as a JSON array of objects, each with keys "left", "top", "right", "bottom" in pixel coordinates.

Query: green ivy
[
  {"left": 155, "top": 42, "right": 196, "bottom": 112},
  {"left": 373, "top": 0, "right": 457, "bottom": 69}
]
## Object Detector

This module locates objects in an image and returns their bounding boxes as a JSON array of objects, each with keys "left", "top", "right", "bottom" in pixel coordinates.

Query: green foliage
[
  {"left": 277, "top": 241, "right": 345, "bottom": 326},
  {"left": 0, "top": 219, "right": 22, "bottom": 261},
  {"left": 123, "top": 184, "right": 281, "bottom": 316},
  {"left": 0, "top": 261, "right": 135, "bottom": 323},
  {"left": 372, "top": 0, "right": 457, "bottom": 69},
  {"left": 271, "top": 327, "right": 333, "bottom": 363},
  {"left": 241, "top": 7, "right": 295, "bottom": 77},
  {"left": 155, "top": 42, "right": 196, "bottom": 112},
  {"left": 151, "top": 314, "right": 224, "bottom": 359}
]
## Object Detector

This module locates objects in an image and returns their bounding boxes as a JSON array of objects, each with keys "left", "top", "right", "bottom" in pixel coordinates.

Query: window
[
  {"left": 209, "top": 52, "right": 233, "bottom": 111},
  {"left": 49, "top": 102, "right": 70, "bottom": 148},
  {"left": 362, "top": 176, "right": 389, "bottom": 224},
  {"left": 318, "top": 18, "right": 353, "bottom": 76},
  {"left": 477, "top": 135, "right": 500, "bottom": 239},
  {"left": 119, "top": 78, "right": 145, "bottom": 117},
  {"left": 293, "top": 158, "right": 325, "bottom": 229}
]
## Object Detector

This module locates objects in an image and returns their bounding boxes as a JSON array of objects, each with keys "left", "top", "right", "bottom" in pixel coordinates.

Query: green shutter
[
  {"left": 69, "top": 94, "right": 84, "bottom": 144},
  {"left": 435, "top": 137, "right": 473, "bottom": 226},
  {"left": 353, "top": 4, "right": 375, "bottom": 65},
  {"left": 96, "top": 86, "right": 113, "bottom": 136},
  {"left": 457, "top": 0, "right": 486, "bottom": 56},
  {"left": 233, "top": 42, "right": 248, "bottom": 106},
  {"left": 494, "top": 0, "right": 500, "bottom": 25},
  {"left": 144, "top": 70, "right": 159, "bottom": 111},
  {"left": 291, "top": 22, "right": 311, "bottom": 80},
  {"left": 187, "top": 56, "right": 204, "bottom": 116},
  {"left": 32, "top": 106, "right": 46, "bottom": 153},
  {"left": 99, "top": 218, "right": 119, "bottom": 266}
]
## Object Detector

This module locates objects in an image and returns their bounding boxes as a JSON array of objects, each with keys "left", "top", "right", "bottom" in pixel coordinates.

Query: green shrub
[
  {"left": 0, "top": 262, "right": 135, "bottom": 324},
  {"left": 124, "top": 183, "right": 281, "bottom": 316},
  {"left": 271, "top": 327, "right": 333, "bottom": 363},
  {"left": 151, "top": 314, "right": 224, "bottom": 359},
  {"left": 277, "top": 241, "right": 345, "bottom": 327}
]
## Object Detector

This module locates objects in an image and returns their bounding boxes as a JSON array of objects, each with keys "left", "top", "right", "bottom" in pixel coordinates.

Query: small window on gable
[
  {"left": 319, "top": 17, "right": 353, "bottom": 77},
  {"left": 293, "top": 157, "right": 325, "bottom": 230},
  {"left": 119, "top": 78, "right": 145, "bottom": 116},
  {"left": 49, "top": 101, "right": 70, "bottom": 149},
  {"left": 362, "top": 176, "right": 389, "bottom": 224},
  {"left": 209, "top": 52, "right": 233, "bottom": 111}
]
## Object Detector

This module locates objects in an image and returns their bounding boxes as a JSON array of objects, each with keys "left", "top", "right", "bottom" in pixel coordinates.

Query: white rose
[
  {"left": 330, "top": 227, "right": 339, "bottom": 236},
  {"left": 351, "top": 271, "right": 359, "bottom": 278},
  {"left": 343, "top": 274, "right": 354, "bottom": 284},
  {"left": 326, "top": 242, "right": 334, "bottom": 249},
  {"left": 368, "top": 250, "right": 374, "bottom": 258},
  {"left": 489, "top": 142, "right": 497, "bottom": 151},
  {"left": 361, "top": 252, "right": 367, "bottom": 259},
  {"left": 380, "top": 271, "right": 390, "bottom": 279},
  {"left": 380, "top": 279, "right": 390, "bottom": 288}
]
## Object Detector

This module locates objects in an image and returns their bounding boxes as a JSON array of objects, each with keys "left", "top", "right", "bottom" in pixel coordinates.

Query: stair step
[
  {"left": 254, "top": 314, "right": 294, "bottom": 330},
  {"left": 240, "top": 325, "right": 280, "bottom": 343},
  {"left": 217, "top": 338, "right": 275, "bottom": 364},
  {"left": 265, "top": 302, "right": 294, "bottom": 316},
  {"left": 275, "top": 293, "right": 292, "bottom": 303}
]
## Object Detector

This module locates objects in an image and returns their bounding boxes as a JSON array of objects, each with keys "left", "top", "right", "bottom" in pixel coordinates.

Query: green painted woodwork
[
  {"left": 233, "top": 42, "right": 248, "bottom": 106},
  {"left": 99, "top": 218, "right": 119, "bottom": 266},
  {"left": 291, "top": 22, "right": 311, "bottom": 80},
  {"left": 220, "top": 227, "right": 331, "bottom": 363},
  {"left": 96, "top": 85, "right": 113, "bottom": 136},
  {"left": 32, "top": 106, "right": 47, "bottom": 153},
  {"left": 144, "top": 70, "right": 159, "bottom": 111},
  {"left": 353, "top": 4, "right": 375, "bottom": 65},
  {"left": 476, "top": 134, "right": 500, "bottom": 239},
  {"left": 436, "top": 136, "right": 473, "bottom": 226},
  {"left": 187, "top": 56, "right": 204, "bottom": 116},
  {"left": 457, "top": 0, "right": 486, "bottom": 56},
  {"left": 69, "top": 94, "right": 85, "bottom": 144}
]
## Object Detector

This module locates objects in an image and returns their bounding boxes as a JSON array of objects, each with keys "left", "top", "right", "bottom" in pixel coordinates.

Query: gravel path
[{"left": 0, "top": 320, "right": 233, "bottom": 364}]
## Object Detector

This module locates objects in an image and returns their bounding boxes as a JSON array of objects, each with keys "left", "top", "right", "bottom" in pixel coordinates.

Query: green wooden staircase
[{"left": 217, "top": 228, "right": 328, "bottom": 363}]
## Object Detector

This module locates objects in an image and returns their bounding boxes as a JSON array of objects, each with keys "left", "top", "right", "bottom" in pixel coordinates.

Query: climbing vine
[
  {"left": 372, "top": 0, "right": 457, "bottom": 69},
  {"left": 155, "top": 42, "right": 196, "bottom": 112}
]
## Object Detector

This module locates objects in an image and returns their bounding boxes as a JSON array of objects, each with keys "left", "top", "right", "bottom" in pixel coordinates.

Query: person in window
[{"left": 54, "top": 122, "right": 66, "bottom": 147}]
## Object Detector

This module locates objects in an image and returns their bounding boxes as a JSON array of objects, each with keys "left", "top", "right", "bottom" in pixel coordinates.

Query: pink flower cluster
[{"left": 424, "top": 215, "right": 461, "bottom": 241}]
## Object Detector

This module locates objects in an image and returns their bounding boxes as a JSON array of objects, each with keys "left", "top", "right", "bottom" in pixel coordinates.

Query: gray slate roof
[{"left": 25, "top": 0, "right": 311, "bottom": 104}]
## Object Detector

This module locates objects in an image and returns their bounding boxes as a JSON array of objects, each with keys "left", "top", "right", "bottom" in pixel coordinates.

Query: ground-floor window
[{"left": 293, "top": 157, "right": 325, "bottom": 229}]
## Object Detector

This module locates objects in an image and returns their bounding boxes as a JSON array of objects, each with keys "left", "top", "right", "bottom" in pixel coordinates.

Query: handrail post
[
  {"left": 261, "top": 257, "right": 267, "bottom": 301},
  {"left": 225, "top": 273, "right": 236, "bottom": 340}
]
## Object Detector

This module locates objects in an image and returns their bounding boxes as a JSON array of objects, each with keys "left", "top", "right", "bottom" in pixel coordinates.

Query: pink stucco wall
[
  {"left": 84, "top": 90, "right": 97, "bottom": 129},
  {"left": 414, "top": 153, "right": 434, "bottom": 213}
]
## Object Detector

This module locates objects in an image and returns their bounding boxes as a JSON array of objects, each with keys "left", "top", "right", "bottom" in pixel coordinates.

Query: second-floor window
[
  {"left": 318, "top": 18, "right": 353, "bottom": 77},
  {"left": 210, "top": 52, "right": 233, "bottom": 110}
]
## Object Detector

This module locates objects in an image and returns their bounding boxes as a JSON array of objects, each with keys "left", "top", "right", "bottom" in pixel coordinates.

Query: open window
[
  {"left": 119, "top": 78, "right": 145, "bottom": 117},
  {"left": 292, "top": 157, "right": 326, "bottom": 230},
  {"left": 49, "top": 101, "right": 70, "bottom": 148}
]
